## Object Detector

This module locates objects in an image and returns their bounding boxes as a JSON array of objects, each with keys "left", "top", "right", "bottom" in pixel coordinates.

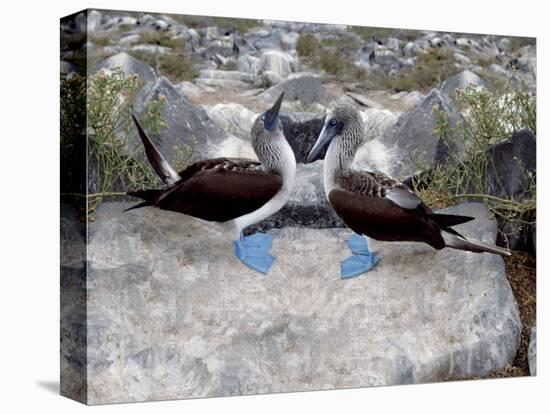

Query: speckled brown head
[{"left": 307, "top": 101, "right": 364, "bottom": 165}]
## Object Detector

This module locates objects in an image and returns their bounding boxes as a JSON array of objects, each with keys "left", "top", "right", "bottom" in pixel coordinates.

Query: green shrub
[
  {"left": 297, "top": 34, "right": 320, "bottom": 57},
  {"left": 509, "top": 36, "right": 536, "bottom": 53},
  {"left": 220, "top": 60, "right": 237, "bottom": 71},
  {"left": 321, "top": 35, "right": 359, "bottom": 54},
  {"left": 350, "top": 26, "right": 394, "bottom": 42},
  {"left": 211, "top": 17, "right": 259, "bottom": 33},
  {"left": 158, "top": 52, "right": 198, "bottom": 82},
  {"left": 412, "top": 83, "right": 536, "bottom": 243},
  {"left": 171, "top": 14, "right": 258, "bottom": 33},
  {"left": 365, "top": 48, "right": 460, "bottom": 92},
  {"left": 476, "top": 54, "right": 498, "bottom": 68},
  {"left": 90, "top": 34, "right": 111, "bottom": 47},
  {"left": 139, "top": 30, "right": 181, "bottom": 49},
  {"left": 298, "top": 31, "right": 367, "bottom": 81},
  {"left": 61, "top": 69, "right": 168, "bottom": 215},
  {"left": 129, "top": 50, "right": 198, "bottom": 83},
  {"left": 311, "top": 49, "right": 367, "bottom": 81},
  {"left": 317, "top": 50, "right": 345, "bottom": 75}
]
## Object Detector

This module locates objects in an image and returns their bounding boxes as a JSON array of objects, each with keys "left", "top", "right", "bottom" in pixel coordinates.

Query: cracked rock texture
[{"left": 61, "top": 201, "right": 521, "bottom": 404}]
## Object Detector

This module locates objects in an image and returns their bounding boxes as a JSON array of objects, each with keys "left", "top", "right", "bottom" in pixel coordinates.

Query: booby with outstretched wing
[{"left": 128, "top": 92, "right": 296, "bottom": 275}]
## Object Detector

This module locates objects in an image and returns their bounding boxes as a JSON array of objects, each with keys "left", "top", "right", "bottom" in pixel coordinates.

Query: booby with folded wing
[{"left": 307, "top": 101, "right": 510, "bottom": 279}]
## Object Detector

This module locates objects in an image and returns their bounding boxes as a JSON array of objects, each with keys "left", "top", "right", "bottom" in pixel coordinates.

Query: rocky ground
[
  {"left": 60, "top": 9, "right": 537, "bottom": 404},
  {"left": 62, "top": 201, "right": 521, "bottom": 404}
]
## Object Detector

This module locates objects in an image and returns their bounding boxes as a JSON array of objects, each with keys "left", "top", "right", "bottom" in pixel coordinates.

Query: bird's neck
[
  {"left": 255, "top": 135, "right": 296, "bottom": 186},
  {"left": 323, "top": 133, "right": 360, "bottom": 198},
  {"left": 232, "top": 136, "right": 295, "bottom": 235}
]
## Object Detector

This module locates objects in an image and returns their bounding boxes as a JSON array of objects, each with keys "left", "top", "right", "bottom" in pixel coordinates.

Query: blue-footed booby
[
  {"left": 127, "top": 92, "right": 296, "bottom": 275},
  {"left": 307, "top": 101, "right": 511, "bottom": 279}
]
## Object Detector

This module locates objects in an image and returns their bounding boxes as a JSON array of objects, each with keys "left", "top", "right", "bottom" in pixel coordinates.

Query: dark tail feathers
[
  {"left": 428, "top": 213, "right": 475, "bottom": 228},
  {"left": 132, "top": 113, "right": 180, "bottom": 185},
  {"left": 124, "top": 189, "right": 161, "bottom": 212}
]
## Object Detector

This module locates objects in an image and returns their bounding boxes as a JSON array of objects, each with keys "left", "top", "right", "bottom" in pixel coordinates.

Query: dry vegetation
[
  {"left": 367, "top": 48, "right": 461, "bottom": 92},
  {"left": 297, "top": 33, "right": 368, "bottom": 82},
  {"left": 412, "top": 83, "right": 536, "bottom": 240},
  {"left": 60, "top": 70, "right": 168, "bottom": 215}
]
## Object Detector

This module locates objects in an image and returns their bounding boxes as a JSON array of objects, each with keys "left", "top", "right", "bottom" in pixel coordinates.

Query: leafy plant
[
  {"left": 350, "top": 26, "right": 395, "bottom": 42},
  {"left": 363, "top": 49, "right": 460, "bottom": 92},
  {"left": 129, "top": 49, "right": 198, "bottom": 83},
  {"left": 61, "top": 69, "right": 169, "bottom": 215},
  {"left": 412, "top": 82, "right": 536, "bottom": 246},
  {"left": 170, "top": 14, "right": 259, "bottom": 33},
  {"left": 296, "top": 34, "right": 320, "bottom": 57}
]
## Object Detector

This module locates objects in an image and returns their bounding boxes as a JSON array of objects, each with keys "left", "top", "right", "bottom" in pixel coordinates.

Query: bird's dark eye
[
  {"left": 330, "top": 118, "right": 337, "bottom": 125},
  {"left": 261, "top": 114, "right": 266, "bottom": 121}
]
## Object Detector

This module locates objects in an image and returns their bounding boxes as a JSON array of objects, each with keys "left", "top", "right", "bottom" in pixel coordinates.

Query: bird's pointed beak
[
  {"left": 264, "top": 92, "right": 284, "bottom": 130},
  {"left": 307, "top": 121, "right": 332, "bottom": 163}
]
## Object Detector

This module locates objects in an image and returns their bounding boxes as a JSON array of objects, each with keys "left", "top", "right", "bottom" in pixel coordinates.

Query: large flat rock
[{"left": 62, "top": 201, "right": 520, "bottom": 404}]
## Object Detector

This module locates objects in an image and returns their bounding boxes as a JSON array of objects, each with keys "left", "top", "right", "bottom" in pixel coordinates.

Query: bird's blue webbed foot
[
  {"left": 341, "top": 233, "right": 380, "bottom": 279},
  {"left": 233, "top": 232, "right": 275, "bottom": 275}
]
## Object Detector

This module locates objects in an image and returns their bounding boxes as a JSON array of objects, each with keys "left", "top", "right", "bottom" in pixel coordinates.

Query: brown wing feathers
[
  {"left": 329, "top": 189, "right": 447, "bottom": 249},
  {"left": 332, "top": 171, "right": 475, "bottom": 249},
  {"left": 127, "top": 115, "right": 282, "bottom": 222},
  {"left": 154, "top": 169, "right": 282, "bottom": 222}
]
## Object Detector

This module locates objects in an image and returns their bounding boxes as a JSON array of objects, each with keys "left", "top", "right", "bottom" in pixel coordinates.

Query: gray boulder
[
  {"left": 196, "top": 78, "right": 250, "bottom": 89},
  {"left": 196, "top": 69, "right": 254, "bottom": 89},
  {"left": 485, "top": 129, "right": 536, "bottom": 251},
  {"left": 497, "top": 38, "right": 512, "bottom": 52},
  {"left": 403, "top": 41, "right": 424, "bottom": 57},
  {"left": 516, "top": 45, "right": 536, "bottom": 77},
  {"left": 87, "top": 10, "right": 102, "bottom": 31},
  {"left": 95, "top": 52, "right": 156, "bottom": 84},
  {"left": 130, "top": 44, "right": 171, "bottom": 55},
  {"left": 134, "top": 77, "right": 235, "bottom": 164},
  {"left": 60, "top": 60, "right": 79, "bottom": 74},
  {"left": 174, "top": 81, "right": 204, "bottom": 99},
  {"left": 118, "top": 34, "right": 141, "bottom": 46},
  {"left": 250, "top": 161, "right": 343, "bottom": 233},
  {"left": 489, "top": 63, "right": 510, "bottom": 78},
  {"left": 529, "top": 327, "right": 536, "bottom": 376},
  {"left": 361, "top": 108, "right": 399, "bottom": 140},
  {"left": 60, "top": 202, "right": 87, "bottom": 401},
  {"left": 485, "top": 129, "right": 536, "bottom": 200},
  {"left": 355, "top": 89, "right": 462, "bottom": 180},
  {"left": 198, "top": 69, "right": 254, "bottom": 83},
  {"left": 236, "top": 54, "right": 262, "bottom": 76},
  {"left": 260, "top": 73, "right": 325, "bottom": 106},
  {"left": 441, "top": 70, "right": 486, "bottom": 100},
  {"left": 206, "top": 103, "right": 256, "bottom": 140},
  {"left": 280, "top": 112, "right": 326, "bottom": 163},
  {"left": 260, "top": 49, "right": 298, "bottom": 79},
  {"left": 345, "top": 92, "right": 384, "bottom": 109},
  {"left": 390, "top": 90, "right": 426, "bottom": 110},
  {"left": 250, "top": 30, "right": 284, "bottom": 50},
  {"left": 66, "top": 201, "right": 520, "bottom": 403}
]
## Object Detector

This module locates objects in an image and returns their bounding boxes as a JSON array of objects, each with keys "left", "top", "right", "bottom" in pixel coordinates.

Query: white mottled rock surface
[
  {"left": 206, "top": 103, "right": 256, "bottom": 140},
  {"left": 528, "top": 327, "right": 536, "bottom": 375},
  {"left": 64, "top": 201, "right": 522, "bottom": 404}
]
